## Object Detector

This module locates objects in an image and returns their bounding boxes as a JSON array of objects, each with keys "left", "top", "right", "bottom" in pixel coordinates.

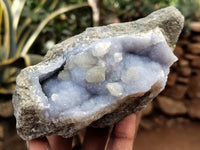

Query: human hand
[{"left": 27, "top": 112, "right": 141, "bottom": 150}]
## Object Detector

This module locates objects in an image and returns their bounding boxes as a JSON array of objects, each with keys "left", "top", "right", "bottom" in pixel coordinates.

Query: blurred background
[{"left": 0, "top": 0, "right": 200, "bottom": 150}]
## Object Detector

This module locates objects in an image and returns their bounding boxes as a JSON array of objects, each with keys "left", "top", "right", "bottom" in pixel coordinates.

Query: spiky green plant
[{"left": 0, "top": 0, "right": 90, "bottom": 96}]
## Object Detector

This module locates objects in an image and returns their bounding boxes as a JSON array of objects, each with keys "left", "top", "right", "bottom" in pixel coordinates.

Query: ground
[{"left": 134, "top": 117, "right": 200, "bottom": 150}]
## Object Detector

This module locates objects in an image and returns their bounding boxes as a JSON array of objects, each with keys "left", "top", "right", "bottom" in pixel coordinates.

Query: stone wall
[{"left": 144, "top": 22, "right": 200, "bottom": 119}]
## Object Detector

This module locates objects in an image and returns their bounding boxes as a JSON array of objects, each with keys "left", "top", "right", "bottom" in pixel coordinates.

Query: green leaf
[
  {"left": 21, "top": 2, "right": 90, "bottom": 55},
  {"left": 11, "top": 0, "right": 26, "bottom": 30},
  {"left": 16, "top": 17, "right": 31, "bottom": 43},
  {"left": 0, "top": 0, "right": 16, "bottom": 60},
  {"left": 0, "top": 5, "right": 3, "bottom": 46},
  {"left": 23, "top": 54, "right": 43, "bottom": 66},
  {"left": 16, "top": 0, "right": 56, "bottom": 56},
  {"left": 16, "top": 25, "right": 33, "bottom": 56},
  {"left": 0, "top": 66, "right": 18, "bottom": 94},
  {"left": 0, "top": 54, "right": 43, "bottom": 70},
  {"left": 50, "top": 0, "right": 59, "bottom": 10},
  {"left": 0, "top": 57, "right": 26, "bottom": 69},
  {"left": 0, "top": 46, "right": 7, "bottom": 62},
  {"left": 33, "top": 0, "right": 47, "bottom": 13},
  {"left": 0, "top": 83, "right": 16, "bottom": 94}
]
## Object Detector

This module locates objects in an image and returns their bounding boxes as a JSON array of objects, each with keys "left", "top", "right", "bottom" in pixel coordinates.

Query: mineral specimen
[{"left": 12, "top": 6, "right": 184, "bottom": 140}]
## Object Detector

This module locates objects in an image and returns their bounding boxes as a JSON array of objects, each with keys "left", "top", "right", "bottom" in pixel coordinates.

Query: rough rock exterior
[
  {"left": 12, "top": 7, "right": 184, "bottom": 140},
  {"left": 154, "top": 21, "right": 200, "bottom": 118}
]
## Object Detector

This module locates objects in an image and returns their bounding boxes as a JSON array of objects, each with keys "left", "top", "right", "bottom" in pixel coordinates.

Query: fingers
[
  {"left": 27, "top": 112, "right": 141, "bottom": 150},
  {"left": 28, "top": 135, "right": 72, "bottom": 150},
  {"left": 82, "top": 112, "right": 141, "bottom": 150},
  {"left": 107, "top": 112, "right": 141, "bottom": 150},
  {"left": 28, "top": 137, "right": 51, "bottom": 150},
  {"left": 47, "top": 135, "right": 72, "bottom": 150},
  {"left": 82, "top": 126, "right": 110, "bottom": 150},
  {"left": 135, "top": 112, "right": 142, "bottom": 139}
]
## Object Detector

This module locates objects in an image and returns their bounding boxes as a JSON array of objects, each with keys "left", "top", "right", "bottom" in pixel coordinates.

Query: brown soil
[{"left": 134, "top": 120, "right": 200, "bottom": 150}]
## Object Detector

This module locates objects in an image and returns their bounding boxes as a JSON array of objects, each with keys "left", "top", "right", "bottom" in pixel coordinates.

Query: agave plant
[{"left": 0, "top": 0, "right": 91, "bottom": 98}]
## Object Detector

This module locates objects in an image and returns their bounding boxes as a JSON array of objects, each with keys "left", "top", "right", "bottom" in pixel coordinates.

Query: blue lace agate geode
[{"left": 12, "top": 7, "right": 184, "bottom": 140}]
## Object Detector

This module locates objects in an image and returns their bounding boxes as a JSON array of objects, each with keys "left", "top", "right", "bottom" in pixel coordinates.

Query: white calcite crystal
[
  {"left": 114, "top": 52, "right": 123, "bottom": 63},
  {"left": 106, "top": 82, "right": 123, "bottom": 97},
  {"left": 121, "top": 67, "right": 140, "bottom": 83},
  {"left": 58, "top": 70, "right": 70, "bottom": 80},
  {"left": 85, "top": 65, "right": 106, "bottom": 83},
  {"left": 92, "top": 41, "right": 111, "bottom": 57},
  {"left": 12, "top": 7, "right": 184, "bottom": 140},
  {"left": 74, "top": 52, "right": 97, "bottom": 69}
]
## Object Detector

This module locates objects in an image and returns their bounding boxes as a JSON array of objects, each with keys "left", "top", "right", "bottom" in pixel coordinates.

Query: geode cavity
[{"left": 12, "top": 7, "right": 184, "bottom": 140}]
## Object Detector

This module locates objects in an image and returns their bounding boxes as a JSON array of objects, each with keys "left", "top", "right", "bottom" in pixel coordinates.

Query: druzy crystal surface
[{"left": 42, "top": 34, "right": 177, "bottom": 118}]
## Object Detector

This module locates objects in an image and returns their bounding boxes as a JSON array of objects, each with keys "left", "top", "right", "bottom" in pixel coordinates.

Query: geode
[{"left": 12, "top": 6, "right": 184, "bottom": 140}]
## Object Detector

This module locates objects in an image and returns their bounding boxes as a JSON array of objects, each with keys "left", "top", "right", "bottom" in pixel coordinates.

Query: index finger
[
  {"left": 106, "top": 112, "right": 141, "bottom": 150},
  {"left": 28, "top": 137, "right": 51, "bottom": 150}
]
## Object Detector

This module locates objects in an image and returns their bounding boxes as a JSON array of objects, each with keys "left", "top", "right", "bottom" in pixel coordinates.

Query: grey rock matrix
[{"left": 12, "top": 6, "right": 184, "bottom": 140}]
